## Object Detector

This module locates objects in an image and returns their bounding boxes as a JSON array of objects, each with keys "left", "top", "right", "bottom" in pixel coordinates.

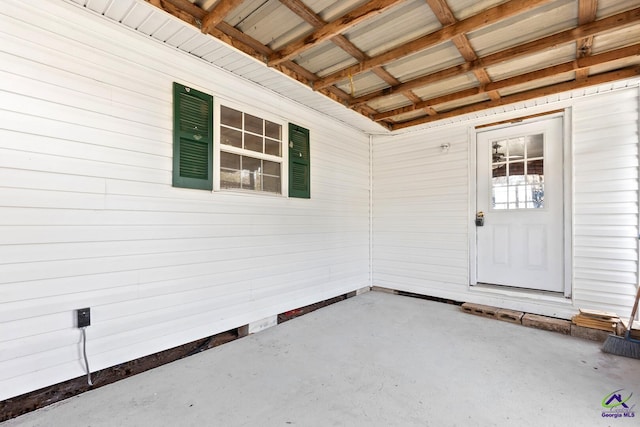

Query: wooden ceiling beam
[
  {"left": 374, "top": 43, "right": 640, "bottom": 121},
  {"left": 146, "top": 0, "right": 203, "bottom": 23},
  {"left": 314, "top": 0, "right": 554, "bottom": 90},
  {"left": 578, "top": 0, "right": 598, "bottom": 25},
  {"left": 391, "top": 67, "right": 640, "bottom": 130},
  {"left": 576, "top": 0, "right": 598, "bottom": 80},
  {"left": 350, "top": 7, "right": 640, "bottom": 107},
  {"left": 279, "top": 0, "right": 422, "bottom": 105},
  {"left": 144, "top": 0, "right": 355, "bottom": 107},
  {"left": 200, "top": 0, "right": 244, "bottom": 34},
  {"left": 151, "top": 0, "right": 206, "bottom": 19},
  {"left": 425, "top": 0, "right": 501, "bottom": 102},
  {"left": 424, "top": 0, "right": 456, "bottom": 23},
  {"left": 269, "top": 0, "right": 405, "bottom": 66}
]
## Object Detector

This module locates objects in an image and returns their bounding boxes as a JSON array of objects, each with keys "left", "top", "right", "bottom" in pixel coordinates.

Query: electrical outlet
[{"left": 77, "top": 307, "right": 91, "bottom": 328}]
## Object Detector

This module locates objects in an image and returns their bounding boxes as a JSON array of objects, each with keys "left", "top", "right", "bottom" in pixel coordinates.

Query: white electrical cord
[{"left": 81, "top": 327, "right": 93, "bottom": 386}]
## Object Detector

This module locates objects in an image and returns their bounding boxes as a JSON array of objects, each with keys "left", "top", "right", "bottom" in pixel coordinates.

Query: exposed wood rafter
[
  {"left": 313, "top": 0, "right": 554, "bottom": 90},
  {"left": 200, "top": 0, "right": 245, "bottom": 34},
  {"left": 391, "top": 67, "right": 640, "bottom": 130},
  {"left": 576, "top": 0, "right": 598, "bottom": 80},
  {"left": 143, "top": 0, "right": 640, "bottom": 130},
  {"left": 374, "top": 43, "right": 640, "bottom": 121},
  {"left": 143, "top": 0, "right": 361, "bottom": 114},
  {"left": 269, "top": 0, "right": 404, "bottom": 66},
  {"left": 350, "top": 7, "right": 640, "bottom": 107},
  {"left": 278, "top": 0, "right": 423, "bottom": 109},
  {"left": 425, "top": 0, "right": 501, "bottom": 105}
]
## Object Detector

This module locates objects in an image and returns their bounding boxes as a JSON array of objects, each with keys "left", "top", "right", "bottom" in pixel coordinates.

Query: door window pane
[{"left": 491, "top": 134, "right": 544, "bottom": 210}]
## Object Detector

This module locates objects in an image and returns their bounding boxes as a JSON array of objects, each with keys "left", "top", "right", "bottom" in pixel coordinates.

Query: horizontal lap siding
[
  {"left": 572, "top": 89, "right": 640, "bottom": 313},
  {"left": 373, "top": 88, "right": 639, "bottom": 320},
  {"left": 0, "top": 0, "right": 369, "bottom": 400},
  {"left": 373, "top": 128, "right": 469, "bottom": 296}
]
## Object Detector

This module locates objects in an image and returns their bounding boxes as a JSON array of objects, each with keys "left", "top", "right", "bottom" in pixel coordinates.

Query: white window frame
[{"left": 213, "top": 99, "right": 289, "bottom": 195}]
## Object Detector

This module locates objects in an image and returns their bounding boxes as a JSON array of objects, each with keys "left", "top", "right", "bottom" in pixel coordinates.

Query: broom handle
[{"left": 628, "top": 284, "right": 640, "bottom": 332}]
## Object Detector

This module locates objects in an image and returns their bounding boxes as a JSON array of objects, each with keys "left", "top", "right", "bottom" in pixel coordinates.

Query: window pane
[
  {"left": 245, "top": 114, "right": 263, "bottom": 134},
  {"left": 528, "top": 184, "right": 544, "bottom": 208},
  {"left": 507, "top": 137, "right": 524, "bottom": 160},
  {"left": 490, "top": 133, "right": 546, "bottom": 210},
  {"left": 492, "top": 140, "right": 507, "bottom": 163},
  {"left": 508, "top": 172, "right": 525, "bottom": 185},
  {"left": 492, "top": 163, "right": 507, "bottom": 179},
  {"left": 527, "top": 159, "right": 543, "bottom": 177},
  {"left": 221, "top": 106, "right": 242, "bottom": 129},
  {"left": 265, "top": 138, "right": 281, "bottom": 157},
  {"left": 526, "top": 134, "right": 544, "bottom": 158},
  {"left": 241, "top": 156, "right": 261, "bottom": 191},
  {"left": 263, "top": 160, "right": 280, "bottom": 176},
  {"left": 220, "top": 152, "right": 241, "bottom": 189},
  {"left": 492, "top": 186, "right": 508, "bottom": 209},
  {"left": 245, "top": 133, "right": 263, "bottom": 153},
  {"left": 221, "top": 151, "right": 240, "bottom": 169},
  {"left": 265, "top": 121, "right": 281, "bottom": 140},
  {"left": 221, "top": 127, "right": 242, "bottom": 148},
  {"left": 263, "top": 176, "right": 281, "bottom": 193},
  {"left": 514, "top": 185, "right": 527, "bottom": 208}
]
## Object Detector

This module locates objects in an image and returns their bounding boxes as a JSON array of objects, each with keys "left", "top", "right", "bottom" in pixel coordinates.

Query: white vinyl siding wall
[
  {"left": 373, "top": 88, "right": 639, "bottom": 319},
  {"left": 0, "top": 0, "right": 369, "bottom": 400},
  {"left": 373, "top": 128, "right": 470, "bottom": 295},
  {"left": 572, "top": 89, "right": 640, "bottom": 311}
]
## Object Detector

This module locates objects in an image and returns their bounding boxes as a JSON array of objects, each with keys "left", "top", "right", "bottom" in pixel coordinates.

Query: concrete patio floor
[{"left": 3, "top": 290, "right": 639, "bottom": 426}]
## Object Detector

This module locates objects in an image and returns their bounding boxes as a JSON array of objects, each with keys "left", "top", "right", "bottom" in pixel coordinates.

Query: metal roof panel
[
  {"left": 468, "top": 0, "right": 576, "bottom": 57},
  {"left": 344, "top": 0, "right": 440, "bottom": 57}
]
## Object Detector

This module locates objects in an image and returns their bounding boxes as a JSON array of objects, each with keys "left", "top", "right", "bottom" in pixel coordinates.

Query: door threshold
[{"left": 472, "top": 283, "right": 571, "bottom": 303}]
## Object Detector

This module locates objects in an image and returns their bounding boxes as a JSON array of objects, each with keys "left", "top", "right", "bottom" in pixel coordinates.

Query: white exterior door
[{"left": 476, "top": 117, "right": 564, "bottom": 292}]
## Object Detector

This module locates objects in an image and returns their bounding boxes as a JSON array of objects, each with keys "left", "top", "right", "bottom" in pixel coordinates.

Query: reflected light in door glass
[{"left": 491, "top": 134, "right": 544, "bottom": 210}]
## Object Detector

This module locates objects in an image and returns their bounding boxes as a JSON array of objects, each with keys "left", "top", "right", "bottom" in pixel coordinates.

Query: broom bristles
[{"left": 602, "top": 334, "right": 640, "bottom": 359}]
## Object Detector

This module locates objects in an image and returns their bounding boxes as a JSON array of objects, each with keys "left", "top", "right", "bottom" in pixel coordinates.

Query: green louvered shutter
[
  {"left": 288, "top": 123, "right": 310, "bottom": 199},
  {"left": 173, "top": 83, "right": 213, "bottom": 190}
]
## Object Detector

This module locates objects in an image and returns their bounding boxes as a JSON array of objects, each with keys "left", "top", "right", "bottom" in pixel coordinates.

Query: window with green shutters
[
  {"left": 288, "top": 123, "right": 310, "bottom": 199},
  {"left": 173, "top": 82, "right": 213, "bottom": 190}
]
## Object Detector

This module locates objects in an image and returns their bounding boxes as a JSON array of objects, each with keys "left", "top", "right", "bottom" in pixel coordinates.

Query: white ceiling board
[
  {"left": 120, "top": 3, "right": 153, "bottom": 30},
  {"left": 103, "top": 1, "right": 135, "bottom": 22}
]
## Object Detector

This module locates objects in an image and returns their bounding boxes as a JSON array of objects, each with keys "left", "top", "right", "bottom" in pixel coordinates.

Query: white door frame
[{"left": 469, "top": 110, "right": 573, "bottom": 297}]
